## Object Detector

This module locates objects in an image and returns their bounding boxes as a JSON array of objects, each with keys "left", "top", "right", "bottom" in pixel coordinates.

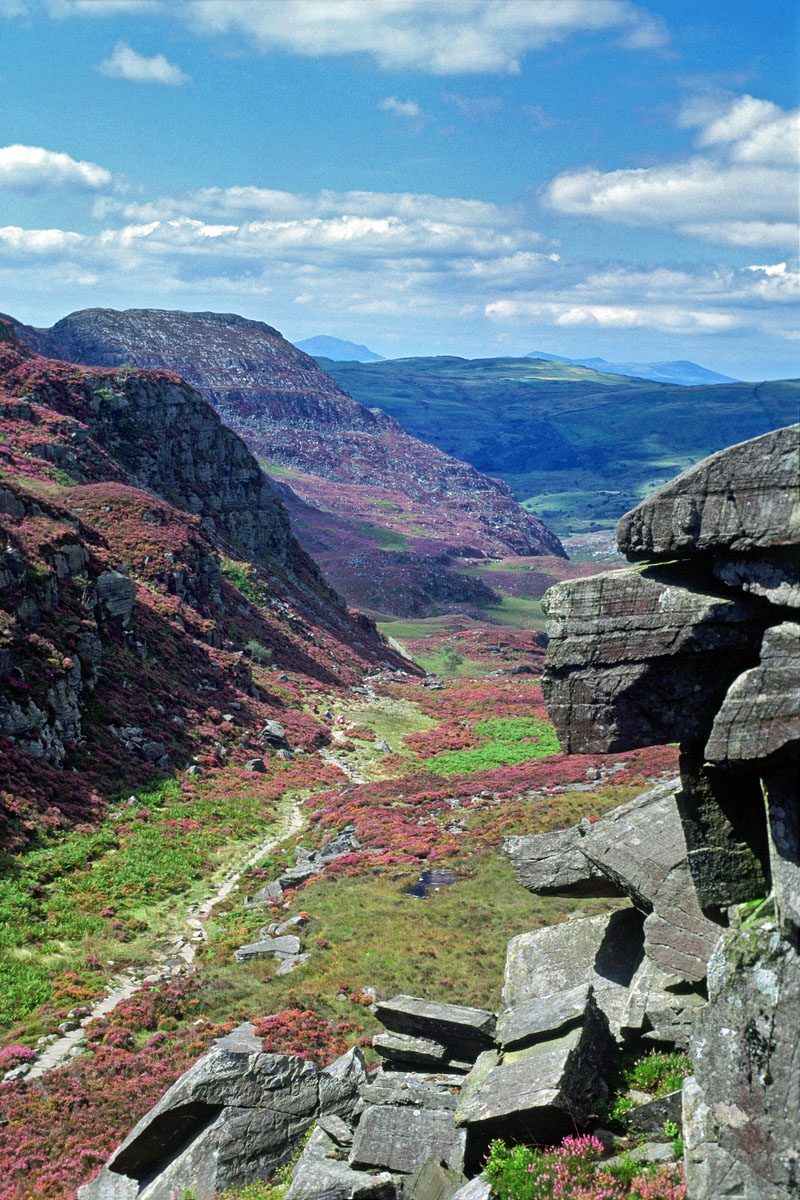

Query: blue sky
[{"left": 1, "top": 0, "right": 797, "bottom": 379}]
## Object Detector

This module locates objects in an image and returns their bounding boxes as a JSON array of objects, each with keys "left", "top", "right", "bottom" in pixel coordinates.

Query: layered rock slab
[
  {"left": 541, "top": 567, "right": 765, "bottom": 753},
  {"left": 617, "top": 423, "right": 800, "bottom": 559}
]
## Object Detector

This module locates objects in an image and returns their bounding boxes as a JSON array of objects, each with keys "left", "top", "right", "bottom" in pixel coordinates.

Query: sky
[{"left": 0, "top": 0, "right": 798, "bottom": 379}]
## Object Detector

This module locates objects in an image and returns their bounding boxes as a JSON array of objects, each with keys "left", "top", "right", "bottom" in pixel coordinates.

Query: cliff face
[
  {"left": 0, "top": 322, "right": 402, "bottom": 847},
  {"left": 540, "top": 424, "right": 800, "bottom": 1198},
  {"left": 8, "top": 309, "right": 565, "bottom": 615}
]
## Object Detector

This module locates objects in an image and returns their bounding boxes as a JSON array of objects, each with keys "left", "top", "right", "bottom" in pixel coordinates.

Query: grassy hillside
[{"left": 318, "top": 356, "right": 798, "bottom": 534}]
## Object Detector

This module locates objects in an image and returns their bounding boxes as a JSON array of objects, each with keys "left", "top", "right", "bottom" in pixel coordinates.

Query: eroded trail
[{"left": 27, "top": 797, "right": 305, "bottom": 1081}]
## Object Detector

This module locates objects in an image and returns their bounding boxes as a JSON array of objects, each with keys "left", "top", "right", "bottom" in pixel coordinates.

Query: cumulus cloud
[
  {"left": 96, "top": 40, "right": 190, "bottom": 84},
  {"left": 543, "top": 92, "right": 799, "bottom": 250},
  {"left": 182, "top": 0, "right": 668, "bottom": 74},
  {"left": 0, "top": 144, "right": 112, "bottom": 191}
]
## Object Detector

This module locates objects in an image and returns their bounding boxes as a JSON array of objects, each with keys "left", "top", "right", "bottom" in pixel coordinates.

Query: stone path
[{"left": 25, "top": 797, "right": 305, "bottom": 1081}]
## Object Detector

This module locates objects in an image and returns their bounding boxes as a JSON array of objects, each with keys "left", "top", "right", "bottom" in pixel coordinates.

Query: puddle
[{"left": 405, "top": 869, "right": 458, "bottom": 898}]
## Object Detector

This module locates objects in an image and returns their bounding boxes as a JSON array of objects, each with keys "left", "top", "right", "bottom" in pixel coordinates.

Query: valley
[{"left": 317, "top": 354, "right": 798, "bottom": 536}]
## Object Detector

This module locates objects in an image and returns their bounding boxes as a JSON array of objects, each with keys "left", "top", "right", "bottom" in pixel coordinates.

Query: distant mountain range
[
  {"left": 525, "top": 351, "right": 739, "bottom": 387},
  {"left": 295, "top": 335, "right": 385, "bottom": 362}
]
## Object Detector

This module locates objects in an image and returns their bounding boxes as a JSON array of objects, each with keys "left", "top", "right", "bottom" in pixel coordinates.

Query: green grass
[
  {"left": 352, "top": 520, "right": 409, "bottom": 550},
  {"left": 201, "top": 851, "right": 620, "bottom": 1021},
  {"left": 480, "top": 595, "right": 547, "bottom": 631},
  {"left": 424, "top": 715, "right": 561, "bottom": 776},
  {"left": 413, "top": 648, "right": 487, "bottom": 677}
]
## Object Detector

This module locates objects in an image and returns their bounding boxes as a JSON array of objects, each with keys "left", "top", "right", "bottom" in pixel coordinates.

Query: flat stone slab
[
  {"left": 359, "top": 1070, "right": 463, "bottom": 1111},
  {"left": 372, "top": 1031, "right": 450, "bottom": 1068},
  {"left": 234, "top": 935, "right": 302, "bottom": 963},
  {"left": 350, "top": 1105, "right": 466, "bottom": 1176},
  {"left": 374, "top": 996, "right": 496, "bottom": 1062},
  {"left": 617, "top": 424, "right": 800, "bottom": 559},
  {"left": 626, "top": 1090, "right": 682, "bottom": 1134},
  {"left": 502, "top": 909, "right": 644, "bottom": 1039},
  {"left": 495, "top": 984, "right": 591, "bottom": 1050},
  {"left": 504, "top": 827, "right": 620, "bottom": 897}
]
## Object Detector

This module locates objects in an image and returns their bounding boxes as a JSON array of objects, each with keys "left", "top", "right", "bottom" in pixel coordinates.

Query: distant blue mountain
[
  {"left": 525, "top": 350, "right": 739, "bottom": 387},
  {"left": 296, "top": 335, "right": 385, "bottom": 362}
]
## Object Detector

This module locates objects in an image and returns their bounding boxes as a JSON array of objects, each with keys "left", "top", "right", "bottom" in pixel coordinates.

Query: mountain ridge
[{"left": 6, "top": 309, "right": 566, "bottom": 617}]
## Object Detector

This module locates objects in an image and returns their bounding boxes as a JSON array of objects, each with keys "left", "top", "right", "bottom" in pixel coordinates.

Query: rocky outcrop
[
  {"left": 78, "top": 1024, "right": 366, "bottom": 1200},
  {"left": 539, "top": 424, "right": 799, "bottom": 1198},
  {"left": 8, "top": 308, "right": 565, "bottom": 617}
]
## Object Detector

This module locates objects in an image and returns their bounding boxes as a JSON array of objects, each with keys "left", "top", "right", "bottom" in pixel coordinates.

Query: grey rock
[
  {"left": 604, "top": 1142, "right": 676, "bottom": 1168},
  {"left": 621, "top": 957, "right": 705, "bottom": 1050},
  {"left": 95, "top": 570, "right": 137, "bottom": 627},
  {"left": 502, "top": 910, "right": 644, "bottom": 1040},
  {"left": 712, "top": 550, "right": 800, "bottom": 609},
  {"left": 617, "top": 424, "right": 800, "bottom": 558},
  {"left": 375, "top": 996, "right": 496, "bottom": 1063},
  {"left": 449, "top": 1178, "right": 491, "bottom": 1200},
  {"left": 350, "top": 1106, "right": 466, "bottom": 1176},
  {"left": 245, "top": 757, "right": 267, "bottom": 773},
  {"left": 78, "top": 1027, "right": 366, "bottom": 1200},
  {"left": 626, "top": 1089, "right": 683, "bottom": 1134},
  {"left": 495, "top": 984, "right": 591, "bottom": 1050},
  {"left": 320, "top": 825, "right": 361, "bottom": 860},
  {"left": 705, "top": 623, "right": 800, "bottom": 764},
  {"left": 244, "top": 880, "right": 284, "bottom": 907},
  {"left": 317, "top": 1114, "right": 354, "bottom": 1146},
  {"left": 234, "top": 935, "right": 301, "bottom": 963},
  {"left": 763, "top": 750, "right": 800, "bottom": 930},
  {"left": 577, "top": 781, "right": 732, "bottom": 981},
  {"left": 285, "top": 1126, "right": 395, "bottom": 1200},
  {"left": 372, "top": 1032, "right": 450, "bottom": 1069},
  {"left": 503, "top": 827, "right": 620, "bottom": 897},
  {"left": 404, "top": 1157, "right": 467, "bottom": 1200},
  {"left": 455, "top": 997, "right": 613, "bottom": 1143},
  {"left": 359, "top": 1070, "right": 463, "bottom": 1112},
  {"left": 261, "top": 720, "right": 289, "bottom": 747},
  {"left": 541, "top": 566, "right": 764, "bottom": 754},
  {"left": 275, "top": 953, "right": 311, "bottom": 976},
  {"left": 684, "top": 916, "right": 800, "bottom": 1199},
  {"left": 376, "top": 739, "right": 393, "bottom": 752}
]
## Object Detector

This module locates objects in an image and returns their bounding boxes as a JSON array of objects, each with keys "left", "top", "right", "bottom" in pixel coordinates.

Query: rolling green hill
[{"left": 316, "top": 355, "right": 798, "bottom": 534}]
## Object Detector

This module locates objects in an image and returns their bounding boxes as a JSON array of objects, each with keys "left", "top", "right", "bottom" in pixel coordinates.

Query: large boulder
[
  {"left": 454, "top": 996, "right": 613, "bottom": 1149},
  {"left": 349, "top": 1106, "right": 466, "bottom": 1177},
  {"left": 78, "top": 1026, "right": 366, "bottom": 1200},
  {"left": 502, "top": 910, "right": 644, "bottom": 1040},
  {"left": 503, "top": 826, "right": 621, "bottom": 897},
  {"left": 541, "top": 567, "right": 764, "bottom": 754},
  {"left": 617, "top": 424, "right": 800, "bottom": 559}
]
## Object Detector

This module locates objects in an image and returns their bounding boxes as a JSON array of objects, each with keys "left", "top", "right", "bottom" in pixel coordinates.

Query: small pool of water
[{"left": 405, "top": 869, "right": 458, "bottom": 898}]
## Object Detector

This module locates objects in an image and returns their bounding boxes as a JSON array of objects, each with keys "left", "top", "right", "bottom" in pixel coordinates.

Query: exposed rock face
[
  {"left": 539, "top": 424, "right": 799, "bottom": 1199},
  {"left": 541, "top": 568, "right": 765, "bottom": 754},
  {"left": 78, "top": 1025, "right": 366, "bottom": 1200}
]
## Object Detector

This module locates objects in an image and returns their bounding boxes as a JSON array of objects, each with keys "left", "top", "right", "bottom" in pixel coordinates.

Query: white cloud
[
  {"left": 378, "top": 96, "right": 423, "bottom": 119},
  {"left": 0, "top": 224, "right": 86, "bottom": 254},
  {"left": 485, "top": 298, "right": 742, "bottom": 334},
  {"left": 96, "top": 40, "right": 190, "bottom": 84},
  {"left": 543, "top": 93, "right": 799, "bottom": 251},
  {"left": 182, "top": 0, "right": 668, "bottom": 74},
  {"left": 0, "top": 144, "right": 112, "bottom": 191}
]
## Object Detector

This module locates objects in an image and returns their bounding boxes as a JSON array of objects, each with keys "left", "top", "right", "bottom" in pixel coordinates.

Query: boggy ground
[{"left": 0, "top": 649, "right": 677, "bottom": 1200}]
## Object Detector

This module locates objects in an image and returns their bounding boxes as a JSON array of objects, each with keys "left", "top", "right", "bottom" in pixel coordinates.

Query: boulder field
[{"left": 79, "top": 426, "right": 799, "bottom": 1199}]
